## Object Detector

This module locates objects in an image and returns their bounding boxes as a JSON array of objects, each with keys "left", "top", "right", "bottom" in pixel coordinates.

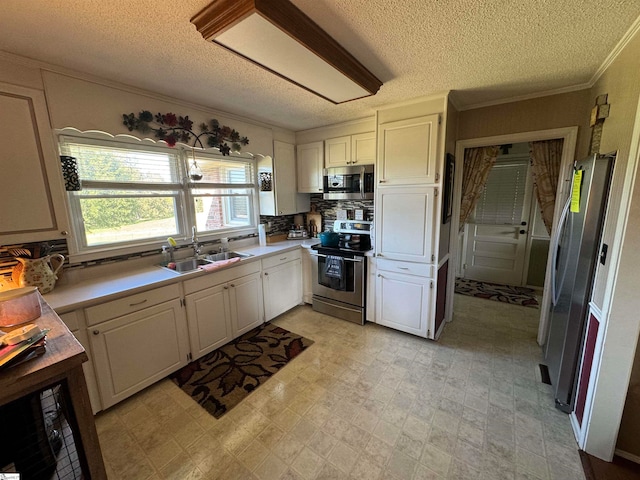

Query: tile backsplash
[{"left": 310, "top": 194, "right": 374, "bottom": 232}]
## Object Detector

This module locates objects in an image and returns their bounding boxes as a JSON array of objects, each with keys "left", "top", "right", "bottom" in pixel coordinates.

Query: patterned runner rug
[
  {"left": 170, "top": 323, "right": 313, "bottom": 418},
  {"left": 455, "top": 277, "right": 539, "bottom": 308}
]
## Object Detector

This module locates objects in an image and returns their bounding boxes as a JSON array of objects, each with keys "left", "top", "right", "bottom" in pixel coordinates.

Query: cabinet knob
[
  {"left": 224, "top": 285, "right": 229, "bottom": 289},
  {"left": 264, "top": 272, "right": 269, "bottom": 276},
  {"left": 377, "top": 253, "right": 383, "bottom": 257},
  {"left": 93, "top": 330, "right": 99, "bottom": 335},
  {"left": 61, "top": 230, "right": 69, "bottom": 235},
  {"left": 230, "top": 284, "right": 235, "bottom": 288},
  {"left": 520, "top": 230, "right": 527, "bottom": 234},
  {"left": 377, "top": 274, "right": 382, "bottom": 277}
]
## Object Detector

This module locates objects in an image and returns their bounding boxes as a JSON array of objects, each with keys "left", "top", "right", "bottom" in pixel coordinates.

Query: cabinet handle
[
  {"left": 379, "top": 179, "right": 386, "bottom": 183},
  {"left": 129, "top": 299, "right": 148, "bottom": 307},
  {"left": 93, "top": 330, "right": 99, "bottom": 335},
  {"left": 377, "top": 253, "right": 383, "bottom": 257},
  {"left": 377, "top": 274, "right": 382, "bottom": 277},
  {"left": 398, "top": 267, "right": 409, "bottom": 270},
  {"left": 280, "top": 257, "right": 287, "bottom": 260},
  {"left": 318, "top": 188, "right": 323, "bottom": 191}
]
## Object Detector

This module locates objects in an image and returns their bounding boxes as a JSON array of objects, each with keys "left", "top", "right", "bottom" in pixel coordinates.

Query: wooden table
[{"left": 0, "top": 298, "right": 106, "bottom": 479}]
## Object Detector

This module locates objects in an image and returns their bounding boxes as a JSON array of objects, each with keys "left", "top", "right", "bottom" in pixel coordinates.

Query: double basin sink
[{"left": 163, "top": 251, "right": 252, "bottom": 273}]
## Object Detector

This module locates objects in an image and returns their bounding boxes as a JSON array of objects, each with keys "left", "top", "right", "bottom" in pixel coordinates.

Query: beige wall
[
  {"left": 586, "top": 31, "right": 640, "bottom": 458},
  {"left": 457, "top": 89, "right": 592, "bottom": 157}
]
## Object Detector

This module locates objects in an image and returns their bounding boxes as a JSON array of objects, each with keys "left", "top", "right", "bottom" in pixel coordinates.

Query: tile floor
[{"left": 94, "top": 295, "right": 586, "bottom": 480}]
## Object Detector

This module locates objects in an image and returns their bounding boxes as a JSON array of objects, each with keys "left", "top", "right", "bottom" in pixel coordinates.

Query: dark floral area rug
[
  {"left": 170, "top": 323, "right": 313, "bottom": 418},
  {"left": 455, "top": 277, "right": 539, "bottom": 308}
]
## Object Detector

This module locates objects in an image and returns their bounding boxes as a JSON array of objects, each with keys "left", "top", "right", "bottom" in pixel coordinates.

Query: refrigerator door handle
[{"left": 551, "top": 196, "right": 572, "bottom": 305}]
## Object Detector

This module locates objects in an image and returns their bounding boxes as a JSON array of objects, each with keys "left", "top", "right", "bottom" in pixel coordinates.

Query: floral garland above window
[{"left": 122, "top": 111, "right": 249, "bottom": 155}]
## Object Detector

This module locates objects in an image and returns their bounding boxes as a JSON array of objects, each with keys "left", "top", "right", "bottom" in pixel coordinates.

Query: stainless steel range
[{"left": 310, "top": 220, "right": 373, "bottom": 325}]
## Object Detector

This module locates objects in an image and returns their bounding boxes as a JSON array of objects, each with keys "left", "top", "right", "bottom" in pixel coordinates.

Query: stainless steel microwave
[{"left": 323, "top": 165, "right": 374, "bottom": 200}]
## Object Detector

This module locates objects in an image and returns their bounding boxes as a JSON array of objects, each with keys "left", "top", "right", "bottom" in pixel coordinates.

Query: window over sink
[{"left": 59, "top": 134, "right": 258, "bottom": 262}]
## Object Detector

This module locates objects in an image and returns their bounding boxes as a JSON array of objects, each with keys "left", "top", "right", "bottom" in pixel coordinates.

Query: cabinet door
[
  {"left": 0, "top": 82, "right": 69, "bottom": 243},
  {"left": 376, "top": 270, "right": 433, "bottom": 338},
  {"left": 351, "top": 132, "right": 376, "bottom": 165},
  {"left": 297, "top": 142, "right": 324, "bottom": 193},
  {"left": 325, "top": 136, "right": 351, "bottom": 167},
  {"left": 378, "top": 114, "right": 439, "bottom": 185},
  {"left": 229, "top": 272, "right": 264, "bottom": 337},
  {"left": 185, "top": 283, "right": 232, "bottom": 359},
  {"left": 376, "top": 186, "right": 436, "bottom": 263},
  {"left": 367, "top": 257, "right": 376, "bottom": 322},
  {"left": 301, "top": 247, "right": 314, "bottom": 304},
  {"left": 90, "top": 299, "right": 189, "bottom": 409},
  {"left": 263, "top": 259, "right": 302, "bottom": 321},
  {"left": 274, "top": 140, "right": 309, "bottom": 214}
]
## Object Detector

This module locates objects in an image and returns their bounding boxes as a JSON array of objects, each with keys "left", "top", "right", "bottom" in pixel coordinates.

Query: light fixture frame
[{"left": 191, "top": 0, "right": 383, "bottom": 104}]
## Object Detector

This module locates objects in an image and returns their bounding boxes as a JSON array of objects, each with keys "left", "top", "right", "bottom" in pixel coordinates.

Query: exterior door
[{"left": 463, "top": 158, "right": 533, "bottom": 285}]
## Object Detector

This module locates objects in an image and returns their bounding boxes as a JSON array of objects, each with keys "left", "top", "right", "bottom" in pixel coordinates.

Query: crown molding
[
  {"left": 457, "top": 83, "right": 591, "bottom": 111},
  {"left": 590, "top": 14, "right": 640, "bottom": 86}
]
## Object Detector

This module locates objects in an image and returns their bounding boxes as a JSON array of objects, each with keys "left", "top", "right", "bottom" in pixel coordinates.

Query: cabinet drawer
[
  {"left": 376, "top": 259, "right": 433, "bottom": 277},
  {"left": 59, "top": 310, "right": 81, "bottom": 331},
  {"left": 85, "top": 283, "right": 181, "bottom": 326},
  {"left": 261, "top": 249, "right": 302, "bottom": 270}
]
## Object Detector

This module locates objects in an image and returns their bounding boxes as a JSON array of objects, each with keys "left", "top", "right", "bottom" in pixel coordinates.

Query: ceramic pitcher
[{"left": 12, "top": 254, "right": 65, "bottom": 294}]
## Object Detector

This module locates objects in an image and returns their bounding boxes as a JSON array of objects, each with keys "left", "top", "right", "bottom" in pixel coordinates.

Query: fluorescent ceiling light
[{"left": 191, "top": 0, "right": 383, "bottom": 104}]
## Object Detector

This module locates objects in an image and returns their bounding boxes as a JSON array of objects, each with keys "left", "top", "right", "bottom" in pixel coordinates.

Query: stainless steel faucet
[{"left": 191, "top": 226, "right": 201, "bottom": 257}]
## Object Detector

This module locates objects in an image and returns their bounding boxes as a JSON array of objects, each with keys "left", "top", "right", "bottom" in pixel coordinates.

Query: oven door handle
[{"left": 309, "top": 252, "right": 364, "bottom": 262}]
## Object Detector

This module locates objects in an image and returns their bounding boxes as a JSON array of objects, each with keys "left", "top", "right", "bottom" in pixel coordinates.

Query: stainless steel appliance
[
  {"left": 544, "top": 152, "right": 615, "bottom": 412},
  {"left": 310, "top": 220, "right": 373, "bottom": 324},
  {"left": 323, "top": 165, "right": 374, "bottom": 200}
]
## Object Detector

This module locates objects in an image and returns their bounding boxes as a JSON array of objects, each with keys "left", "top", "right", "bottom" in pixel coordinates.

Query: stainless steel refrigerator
[{"left": 544, "top": 152, "right": 615, "bottom": 413}]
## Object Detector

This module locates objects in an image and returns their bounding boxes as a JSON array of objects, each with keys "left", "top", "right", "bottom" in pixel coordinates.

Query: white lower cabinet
[
  {"left": 185, "top": 283, "right": 233, "bottom": 359},
  {"left": 263, "top": 250, "right": 302, "bottom": 321},
  {"left": 58, "top": 311, "right": 102, "bottom": 414},
  {"left": 301, "top": 246, "right": 315, "bottom": 304},
  {"left": 229, "top": 271, "right": 264, "bottom": 336},
  {"left": 367, "top": 257, "right": 376, "bottom": 322},
  {"left": 184, "top": 263, "right": 264, "bottom": 361},
  {"left": 88, "top": 297, "right": 189, "bottom": 409},
  {"left": 375, "top": 267, "right": 434, "bottom": 338}
]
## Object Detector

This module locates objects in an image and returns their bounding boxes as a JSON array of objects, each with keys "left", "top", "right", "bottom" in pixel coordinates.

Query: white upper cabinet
[
  {"left": 296, "top": 141, "right": 324, "bottom": 193},
  {"left": 351, "top": 132, "right": 376, "bottom": 165},
  {"left": 0, "top": 82, "right": 70, "bottom": 243},
  {"left": 260, "top": 140, "right": 309, "bottom": 215},
  {"left": 377, "top": 114, "right": 439, "bottom": 185},
  {"left": 325, "top": 132, "right": 375, "bottom": 167},
  {"left": 375, "top": 186, "right": 436, "bottom": 263},
  {"left": 325, "top": 136, "right": 351, "bottom": 167}
]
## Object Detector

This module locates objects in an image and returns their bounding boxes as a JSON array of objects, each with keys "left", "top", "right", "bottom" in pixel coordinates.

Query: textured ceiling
[{"left": 1, "top": 0, "right": 639, "bottom": 131}]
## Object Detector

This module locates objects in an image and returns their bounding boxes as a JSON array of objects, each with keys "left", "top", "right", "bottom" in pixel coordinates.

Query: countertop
[{"left": 44, "top": 240, "right": 309, "bottom": 313}]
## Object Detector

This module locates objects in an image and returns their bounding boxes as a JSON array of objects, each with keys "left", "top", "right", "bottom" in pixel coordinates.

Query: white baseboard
[{"left": 615, "top": 448, "right": 640, "bottom": 464}]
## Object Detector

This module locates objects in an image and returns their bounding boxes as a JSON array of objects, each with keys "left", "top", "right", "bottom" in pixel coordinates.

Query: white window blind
[
  {"left": 474, "top": 160, "right": 529, "bottom": 225},
  {"left": 58, "top": 134, "right": 258, "bottom": 260}
]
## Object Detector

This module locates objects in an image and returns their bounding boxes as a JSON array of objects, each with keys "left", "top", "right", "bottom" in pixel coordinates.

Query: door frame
[{"left": 447, "top": 127, "right": 578, "bottom": 346}]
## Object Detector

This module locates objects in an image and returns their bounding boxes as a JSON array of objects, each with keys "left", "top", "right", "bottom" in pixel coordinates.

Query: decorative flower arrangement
[{"left": 122, "top": 110, "right": 249, "bottom": 155}]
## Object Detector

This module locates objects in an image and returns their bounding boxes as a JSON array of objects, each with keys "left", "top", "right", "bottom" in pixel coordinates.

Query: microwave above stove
[{"left": 323, "top": 165, "right": 374, "bottom": 200}]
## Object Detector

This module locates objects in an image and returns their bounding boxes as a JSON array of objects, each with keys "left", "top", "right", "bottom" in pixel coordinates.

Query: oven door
[{"left": 310, "top": 252, "right": 364, "bottom": 306}]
